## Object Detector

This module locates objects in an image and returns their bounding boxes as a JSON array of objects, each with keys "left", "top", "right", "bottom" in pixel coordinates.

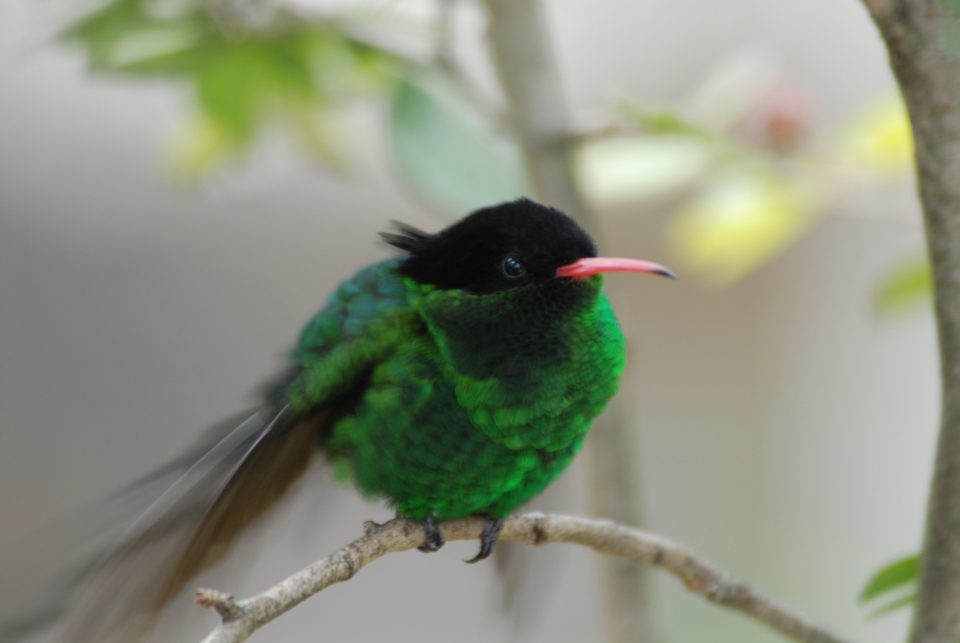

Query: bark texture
[
  {"left": 862, "top": 2, "right": 960, "bottom": 642},
  {"left": 197, "top": 513, "right": 856, "bottom": 643}
]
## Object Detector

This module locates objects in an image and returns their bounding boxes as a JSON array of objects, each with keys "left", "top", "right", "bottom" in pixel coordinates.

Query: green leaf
[
  {"left": 194, "top": 36, "right": 320, "bottom": 144},
  {"left": 577, "top": 136, "right": 709, "bottom": 207},
  {"left": 389, "top": 71, "right": 531, "bottom": 216},
  {"left": 869, "top": 592, "right": 917, "bottom": 617},
  {"left": 66, "top": 0, "right": 404, "bottom": 176},
  {"left": 860, "top": 554, "right": 920, "bottom": 602},
  {"left": 619, "top": 104, "right": 711, "bottom": 139},
  {"left": 168, "top": 113, "right": 235, "bottom": 180},
  {"left": 195, "top": 45, "right": 271, "bottom": 144},
  {"left": 64, "top": 0, "right": 142, "bottom": 42},
  {"left": 305, "top": 32, "right": 400, "bottom": 97},
  {"left": 66, "top": 0, "right": 214, "bottom": 77},
  {"left": 873, "top": 258, "right": 932, "bottom": 314},
  {"left": 102, "top": 19, "right": 211, "bottom": 76}
]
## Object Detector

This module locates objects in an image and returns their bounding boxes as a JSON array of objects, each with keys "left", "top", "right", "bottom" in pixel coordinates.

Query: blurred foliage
[
  {"left": 619, "top": 105, "right": 712, "bottom": 140},
  {"left": 860, "top": 553, "right": 919, "bottom": 616},
  {"left": 580, "top": 95, "right": 821, "bottom": 286},
  {"left": 840, "top": 98, "right": 914, "bottom": 176},
  {"left": 67, "top": 0, "right": 403, "bottom": 177},
  {"left": 579, "top": 85, "right": 915, "bottom": 286},
  {"left": 390, "top": 71, "right": 530, "bottom": 216},
  {"left": 66, "top": 0, "right": 532, "bottom": 205},
  {"left": 668, "top": 170, "right": 816, "bottom": 285},
  {"left": 874, "top": 256, "right": 932, "bottom": 315},
  {"left": 839, "top": 99, "right": 929, "bottom": 316},
  {"left": 64, "top": 1, "right": 924, "bottom": 298},
  {"left": 576, "top": 136, "right": 709, "bottom": 205},
  {"left": 69, "top": 5, "right": 213, "bottom": 76}
]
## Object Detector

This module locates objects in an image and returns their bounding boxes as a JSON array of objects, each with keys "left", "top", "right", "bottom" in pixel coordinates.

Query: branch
[
  {"left": 482, "top": 0, "right": 594, "bottom": 229},
  {"left": 197, "top": 512, "right": 856, "bottom": 643},
  {"left": 861, "top": 3, "right": 960, "bottom": 642},
  {"left": 860, "top": 0, "right": 898, "bottom": 23}
]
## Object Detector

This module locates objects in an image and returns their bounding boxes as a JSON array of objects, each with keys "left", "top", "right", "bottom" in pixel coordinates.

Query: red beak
[{"left": 555, "top": 257, "right": 676, "bottom": 280}]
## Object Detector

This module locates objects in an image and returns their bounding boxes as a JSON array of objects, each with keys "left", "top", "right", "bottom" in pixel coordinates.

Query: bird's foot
[
  {"left": 416, "top": 515, "right": 445, "bottom": 553},
  {"left": 465, "top": 515, "right": 504, "bottom": 564}
]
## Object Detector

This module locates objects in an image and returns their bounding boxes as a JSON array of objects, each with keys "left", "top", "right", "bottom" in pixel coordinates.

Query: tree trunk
[{"left": 862, "top": 2, "right": 960, "bottom": 642}]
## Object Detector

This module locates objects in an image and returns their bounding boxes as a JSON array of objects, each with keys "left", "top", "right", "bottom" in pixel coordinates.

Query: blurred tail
[{"left": 0, "top": 402, "right": 327, "bottom": 642}]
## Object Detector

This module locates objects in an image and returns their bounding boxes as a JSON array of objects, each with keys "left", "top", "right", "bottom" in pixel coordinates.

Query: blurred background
[{"left": 0, "top": 0, "right": 935, "bottom": 642}]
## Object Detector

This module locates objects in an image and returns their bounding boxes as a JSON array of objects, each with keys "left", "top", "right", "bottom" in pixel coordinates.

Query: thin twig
[
  {"left": 197, "top": 512, "right": 856, "bottom": 643},
  {"left": 195, "top": 589, "right": 242, "bottom": 621}
]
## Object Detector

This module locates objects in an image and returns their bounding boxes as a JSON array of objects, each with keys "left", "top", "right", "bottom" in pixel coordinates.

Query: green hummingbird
[{"left": 1, "top": 198, "right": 673, "bottom": 641}]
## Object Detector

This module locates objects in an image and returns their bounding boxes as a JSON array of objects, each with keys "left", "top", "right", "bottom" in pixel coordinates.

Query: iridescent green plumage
[{"left": 287, "top": 258, "right": 625, "bottom": 520}]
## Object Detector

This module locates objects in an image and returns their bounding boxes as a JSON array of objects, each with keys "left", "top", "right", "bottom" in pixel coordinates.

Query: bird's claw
[
  {"left": 417, "top": 515, "right": 445, "bottom": 553},
  {"left": 465, "top": 516, "right": 504, "bottom": 564}
]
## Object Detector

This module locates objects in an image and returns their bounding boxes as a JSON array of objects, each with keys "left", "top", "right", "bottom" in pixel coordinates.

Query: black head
[{"left": 381, "top": 199, "right": 597, "bottom": 294}]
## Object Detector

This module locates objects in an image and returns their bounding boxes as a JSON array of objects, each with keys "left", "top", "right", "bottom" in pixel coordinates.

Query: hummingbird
[{"left": 1, "top": 197, "right": 673, "bottom": 641}]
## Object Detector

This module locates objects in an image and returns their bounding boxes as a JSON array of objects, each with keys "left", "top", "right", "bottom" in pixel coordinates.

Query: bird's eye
[{"left": 501, "top": 256, "right": 526, "bottom": 279}]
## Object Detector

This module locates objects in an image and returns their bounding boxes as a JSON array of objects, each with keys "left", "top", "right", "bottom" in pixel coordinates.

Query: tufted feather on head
[{"left": 379, "top": 222, "right": 434, "bottom": 254}]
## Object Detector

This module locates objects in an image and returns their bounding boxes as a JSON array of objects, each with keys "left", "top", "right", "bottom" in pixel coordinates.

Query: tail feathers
[
  {"left": 152, "top": 405, "right": 321, "bottom": 609},
  {"left": 0, "top": 403, "right": 324, "bottom": 643}
]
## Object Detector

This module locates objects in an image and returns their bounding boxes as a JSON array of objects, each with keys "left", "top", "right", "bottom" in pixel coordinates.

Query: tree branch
[
  {"left": 861, "top": 2, "right": 960, "bottom": 642},
  {"left": 197, "top": 512, "right": 856, "bottom": 643},
  {"left": 482, "top": 0, "right": 593, "bottom": 227}
]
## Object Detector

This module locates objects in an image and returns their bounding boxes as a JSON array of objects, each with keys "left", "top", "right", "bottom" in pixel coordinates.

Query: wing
[{"left": 0, "top": 259, "right": 419, "bottom": 642}]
